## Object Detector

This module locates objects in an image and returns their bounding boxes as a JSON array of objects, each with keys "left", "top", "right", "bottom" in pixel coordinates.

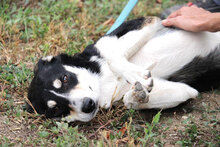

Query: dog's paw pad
[
  {"left": 134, "top": 81, "right": 143, "bottom": 91},
  {"left": 137, "top": 91, "right": 146, "bottom": 100},
  {"left": 132, "top": 81, "right": 149, "bottom": 103}
]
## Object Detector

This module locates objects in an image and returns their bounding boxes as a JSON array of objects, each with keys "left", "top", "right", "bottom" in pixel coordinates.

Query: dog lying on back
[{"left": 27, "top": 17, "right": 220, "bottom": 122}]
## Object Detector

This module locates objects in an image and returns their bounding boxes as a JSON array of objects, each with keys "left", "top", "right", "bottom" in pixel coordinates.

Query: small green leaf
[
  {"left": 38, "top": 131, "right": 49, "bottom": 138},
  {"left": 152, "top": 111, "right": 161, "bottom": 125}
]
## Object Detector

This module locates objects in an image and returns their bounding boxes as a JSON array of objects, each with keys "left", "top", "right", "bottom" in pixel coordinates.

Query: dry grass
[{"left": 0, "top": 0, "right": 219, "bottom": 146}]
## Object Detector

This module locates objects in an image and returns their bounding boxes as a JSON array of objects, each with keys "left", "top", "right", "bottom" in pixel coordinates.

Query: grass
[{"left": 0, "top": 0, "right": 219, "bottom": 146}]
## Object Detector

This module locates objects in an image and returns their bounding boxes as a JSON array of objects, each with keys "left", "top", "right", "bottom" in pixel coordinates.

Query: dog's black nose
[{"left": 81, "top": 97, "right": 96, "bottom": 113}]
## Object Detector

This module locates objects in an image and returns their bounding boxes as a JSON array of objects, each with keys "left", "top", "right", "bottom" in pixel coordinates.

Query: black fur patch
[
  {"left": 109, "top": 17, "right": 145, "bottom": 38},
  {"left": 168, "top": 47, "right": 220, "bottom": 92},
  {"left": 58, "top": 45, "right": 101, "bottom": 74}
]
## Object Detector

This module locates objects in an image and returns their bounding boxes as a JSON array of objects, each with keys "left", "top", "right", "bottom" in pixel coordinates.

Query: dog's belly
[{"left": 129, "top": 31, "right": 220, "bottom": 78}]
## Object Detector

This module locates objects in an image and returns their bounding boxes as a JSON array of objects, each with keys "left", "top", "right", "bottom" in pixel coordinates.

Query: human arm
[{"left": 162, "top": 5, "right": 220, "bottom": 32}]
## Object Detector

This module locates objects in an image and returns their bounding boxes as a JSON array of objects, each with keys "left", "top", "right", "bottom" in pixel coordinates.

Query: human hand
[{"left": 162, "top": 5, "right": 219, "bottom": 32}]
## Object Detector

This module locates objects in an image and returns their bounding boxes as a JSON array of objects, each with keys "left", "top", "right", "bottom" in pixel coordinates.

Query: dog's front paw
[
  {"left": 99, "top": 98, "right": 112, "bottom": 109},
  {"left": 123, "top": 68, "right": 151, "bottom": 85},
  {"left": 123, "top": 77, "right": 153, "bottom": 109}
]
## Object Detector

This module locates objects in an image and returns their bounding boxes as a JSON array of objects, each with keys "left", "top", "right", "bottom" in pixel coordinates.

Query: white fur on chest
[{"left": 97, "top": 58, "right": 131, "bottom": 108}]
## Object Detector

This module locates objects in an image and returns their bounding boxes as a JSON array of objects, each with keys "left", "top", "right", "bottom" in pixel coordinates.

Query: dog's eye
[{"left": 63, "top": 75, "right": 68, "bottom": 83}]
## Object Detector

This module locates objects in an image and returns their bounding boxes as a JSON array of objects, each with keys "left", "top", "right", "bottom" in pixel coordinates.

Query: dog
[{"left": 27, "top": 17, "right": 220, "bottom": 122}]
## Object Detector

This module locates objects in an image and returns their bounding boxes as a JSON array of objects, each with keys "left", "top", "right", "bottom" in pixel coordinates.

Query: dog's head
[{"left": 27, "top": 54, "right": 100, "bottom": 122}]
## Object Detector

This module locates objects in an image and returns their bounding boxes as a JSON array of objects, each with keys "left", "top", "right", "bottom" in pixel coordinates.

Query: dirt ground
[
  {"left": 0, "top": 91, "right": 219, "bottom": 145},
  {"left": 0, "top": 0, "right": 219, "bottom": 146}
]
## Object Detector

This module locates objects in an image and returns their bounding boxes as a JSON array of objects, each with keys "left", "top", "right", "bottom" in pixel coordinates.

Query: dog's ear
[
  {"left": 24, "top": 101, "right": 41, "bottom": 114},
  {"left": 34, "top": 56, "right": 56, "bottom": 75},
  {"left": 26, "top": 77, "right": 47, "bottom": 114},
  {"left": 25, "top": 95, "right": 46, "bottom": 115},
  {"left": 24, "top": 101, "right": 34, "bottom": 113},
  {"left": 33, "top": 63, "right": 39, "bottom": 75},
  {"left": 25, "top": 99, "right": 46, "bottom": 114}
]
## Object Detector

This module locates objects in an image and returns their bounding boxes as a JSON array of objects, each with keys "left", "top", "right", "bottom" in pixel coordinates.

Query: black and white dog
[{"left": 27, "top": 17, "right": 220, "bottom": 122}]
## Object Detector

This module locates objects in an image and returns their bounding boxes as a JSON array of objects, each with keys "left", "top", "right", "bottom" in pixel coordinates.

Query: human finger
[
  {"left": 162, "top": 17, "right": 178, "bottom": 27},
  {"left": 167, "top": 9, "right": 181, "bottom": 19}
]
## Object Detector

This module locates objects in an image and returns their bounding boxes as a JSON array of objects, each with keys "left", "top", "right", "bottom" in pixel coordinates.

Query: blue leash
[{"left": 106, "top": 0, "right": 138, "bottom": 35}]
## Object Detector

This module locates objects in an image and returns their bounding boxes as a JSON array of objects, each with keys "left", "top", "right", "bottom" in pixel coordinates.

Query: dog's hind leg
[
  {"left": 122, "top": 17, "right": 162, "bottom": 59},
  {"left": 123, "top": 78, "right": 198, "bottom": 110},
  {"left": 109, "top": 17, "right": 160, "bottom": 40},
  {"left": 96, "top": 17, "right": 161, "bottom": 61}
]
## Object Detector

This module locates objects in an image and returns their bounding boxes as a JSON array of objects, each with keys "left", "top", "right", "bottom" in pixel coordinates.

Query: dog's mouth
[
  {"left": 63, "top": 109, "right": 99, "bottom": 122},
  {"left": 62, "top": 101, "right": 99, "bottom": 122}
]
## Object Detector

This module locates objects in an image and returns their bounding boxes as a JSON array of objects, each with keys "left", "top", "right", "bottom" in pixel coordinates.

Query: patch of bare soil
[{"left": 0, "top": 114, "right": 39, "bottom": 145}]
